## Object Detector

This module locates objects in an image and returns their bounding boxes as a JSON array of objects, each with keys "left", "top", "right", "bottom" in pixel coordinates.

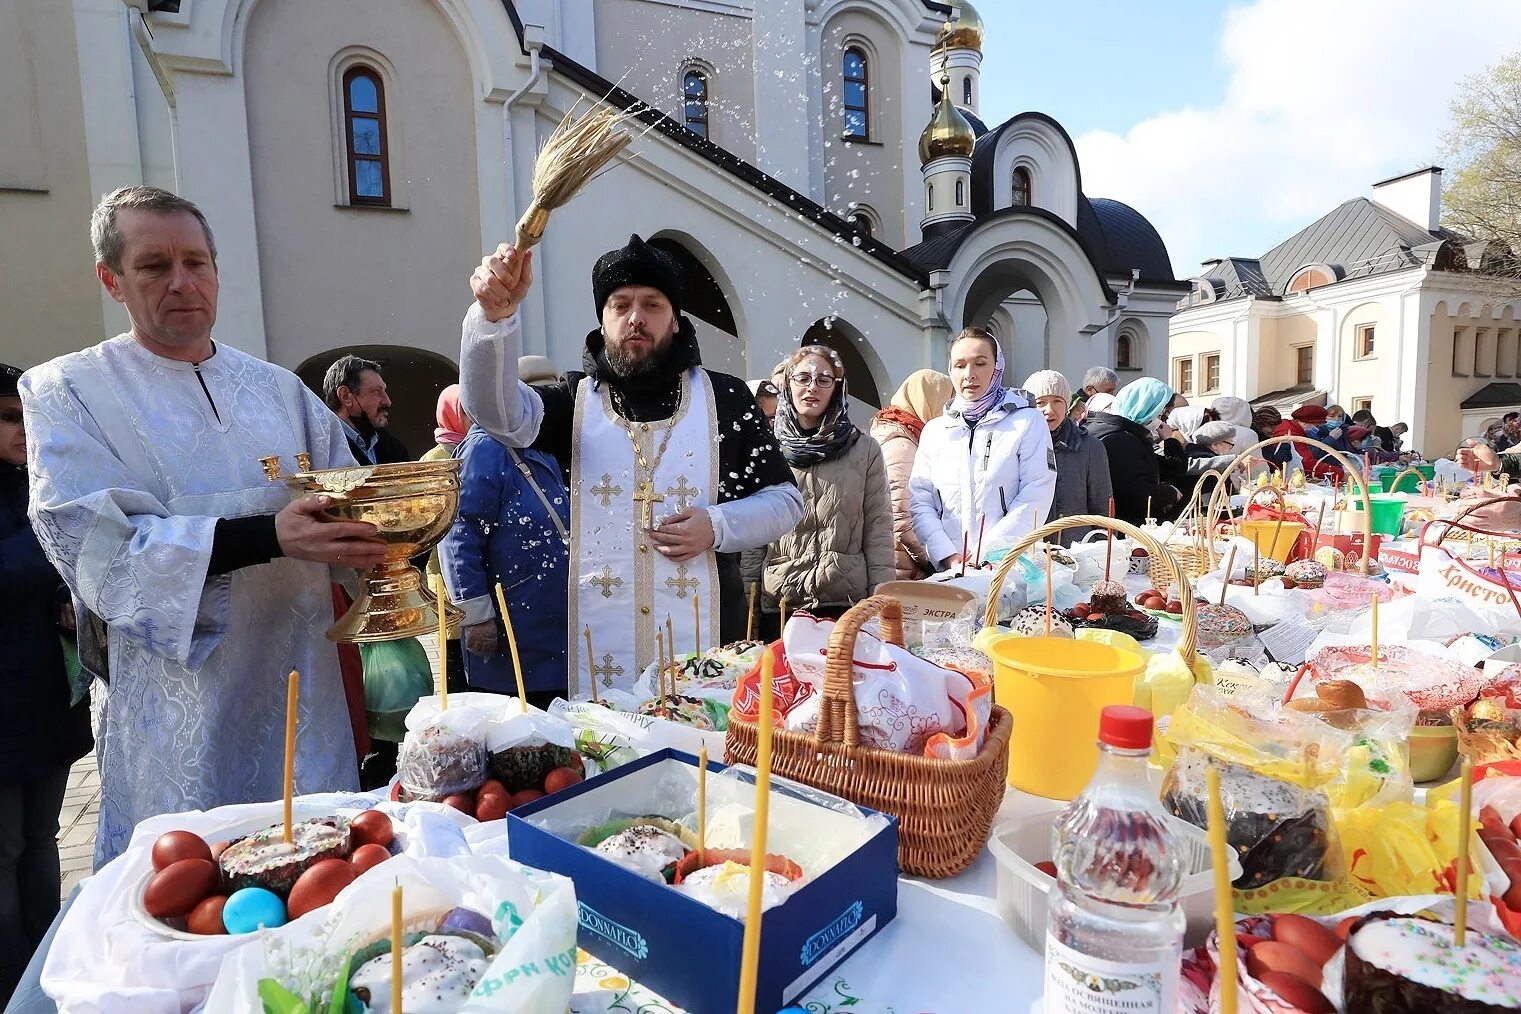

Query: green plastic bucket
[
  {"left": 1365, "top": 493, "right": 1408, "bottom": 536},
  {"left": 1377, "top": 465, "right": 1434, "bottom": 495}
]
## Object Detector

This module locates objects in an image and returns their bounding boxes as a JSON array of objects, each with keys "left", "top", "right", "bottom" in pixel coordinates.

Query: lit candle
[
  {"left": 697, "top": 743, "right": 708, "bottom": 867},
  {"left": 391, "top": 881, "right": 404, "bottom": 1013},
  {"left": 283, "top": 669, "right": 299, "bottom": 844},
  {"left": 1456, "top": 757, "right": 1474, "bottom": 947},
  {"left": 432, "top": 573, "right": 449, "bottom": 712},
  {"left": 583, "top": 625, "right": 600, "bottom": 705},
  {"left": 1207, "top": 765, "right": 1238, "bottom": 1014},
  {"left": 496, "top": 583, "right": 528, "bottom": 710},
  {"left": 735, "top": 649, "right": 775, "bottom": 1012}
]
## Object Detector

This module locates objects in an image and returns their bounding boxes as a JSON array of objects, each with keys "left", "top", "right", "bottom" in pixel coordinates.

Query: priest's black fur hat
[
  {"left": 0, "top": 363, "right": 20, "bottom": 399},
  {"left": 592, "top": 234, "right": 682, "bottom": 318}
]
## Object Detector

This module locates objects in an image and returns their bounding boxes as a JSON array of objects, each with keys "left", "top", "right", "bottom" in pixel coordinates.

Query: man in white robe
[
  {"left": 461, "top": 237, "right": 802, "bottom": 696},
  {"left": 21, "top": 187, "right": 388, "bottom": 866}
]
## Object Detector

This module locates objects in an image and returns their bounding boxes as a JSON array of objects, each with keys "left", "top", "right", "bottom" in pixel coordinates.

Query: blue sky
[{"left": 971, "top": 0, "right": 1521, "bottom": 275}]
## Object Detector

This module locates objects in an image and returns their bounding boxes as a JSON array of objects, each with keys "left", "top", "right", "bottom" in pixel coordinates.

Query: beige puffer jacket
[
  {"left": 869, "top": 414, "right": 933, "bottom": 580},
  {"left": 760, "top": 434, "right": 896, "bottom": 612}
]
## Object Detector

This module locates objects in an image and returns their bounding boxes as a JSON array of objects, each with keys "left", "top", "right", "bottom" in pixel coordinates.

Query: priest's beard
[{"left": 605, "top": 328, "right": 674, "bottom": 379}]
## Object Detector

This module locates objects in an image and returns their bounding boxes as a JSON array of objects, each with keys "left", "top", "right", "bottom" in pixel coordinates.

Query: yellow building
[{"left": 1168, "top": 167, "right": 1519, "bottom": 458}]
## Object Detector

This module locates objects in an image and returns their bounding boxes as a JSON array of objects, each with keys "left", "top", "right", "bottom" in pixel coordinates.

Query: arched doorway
[
  {"left": 801, "top": 316, "right": 886, "bottom": 427},
  {"left": 648, "top": 233, "right": 745, "bottom": 378},
  {"left": 296, "top": 345, "right": 459, "bottom": 458}
]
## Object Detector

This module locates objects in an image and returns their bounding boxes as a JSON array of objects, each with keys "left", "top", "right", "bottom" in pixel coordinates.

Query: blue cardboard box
[{"left": 508, "top": 748, "right": 898, "bottom": 1012}]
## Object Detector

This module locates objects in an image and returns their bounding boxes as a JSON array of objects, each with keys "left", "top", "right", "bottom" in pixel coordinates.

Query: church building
[{"left": 1, "top": 0, "right": 1185, "bottom": 449}]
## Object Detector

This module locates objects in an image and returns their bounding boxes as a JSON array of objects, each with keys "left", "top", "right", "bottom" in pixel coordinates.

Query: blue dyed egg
[{"left": 222, "top": 887, "right": 287, "bottom": 934}]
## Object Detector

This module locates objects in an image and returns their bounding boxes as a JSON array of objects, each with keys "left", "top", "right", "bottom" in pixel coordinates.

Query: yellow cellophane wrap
[{"left": 1334, "top": 799, "right": 1486, "bottom": 901}]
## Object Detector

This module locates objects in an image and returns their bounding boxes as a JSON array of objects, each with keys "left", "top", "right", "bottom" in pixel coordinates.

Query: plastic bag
[
  {"left": 205, "top": 854, "right": 578, "bottom": 1014},
  {"left": 397, "top": 720, "right": 488, "bottom": 802},
  {"left": 1335, "top": 799, "right": 1490, "bottom": 901},
  {"left": 360, "top": 637, "right": 434, "bottom": 742},
  {"left": 1160, "top": 685, "right": 1347, "bottom": 889}
]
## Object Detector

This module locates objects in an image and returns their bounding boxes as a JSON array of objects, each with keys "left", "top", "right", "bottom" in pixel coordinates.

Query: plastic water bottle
[{"left": 1043, "top": 706, "right": 1186, "bottom": 1013}]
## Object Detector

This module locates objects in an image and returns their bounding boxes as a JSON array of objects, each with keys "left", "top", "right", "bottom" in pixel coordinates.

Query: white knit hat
[
  {"left": 1193, "top": 420, "right": 1237, "bottom": 446},
  {"left": 1022, "top": 370, "right": 1072, "bottom": 403}
]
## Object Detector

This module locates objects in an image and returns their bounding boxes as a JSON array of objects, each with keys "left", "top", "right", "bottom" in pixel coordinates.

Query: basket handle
[
  {"left": 1416, "top": 502, "right": 1521, "bottom": 624},
  {"left": 1205, "top": 435, "right": 1373, "bottom": 573},
  {"left": 813, "top": 595, "right": 905, "bottom": 749},
  {"left": 981, "top": 516, "right": 1199, "bottom": 675}
]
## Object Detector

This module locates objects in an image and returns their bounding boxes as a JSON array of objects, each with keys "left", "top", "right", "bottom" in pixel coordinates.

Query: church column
[{"left": 751, "top": 0, "right": 812, "bottom": 194}]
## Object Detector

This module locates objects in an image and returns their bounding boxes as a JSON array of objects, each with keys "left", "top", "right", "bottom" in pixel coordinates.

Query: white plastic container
[{"left": 990, "top": 809, "right": 1242, "bottom": 953}]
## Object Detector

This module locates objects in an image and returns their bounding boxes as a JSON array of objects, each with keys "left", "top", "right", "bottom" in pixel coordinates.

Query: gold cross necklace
[{"left": 611, "top": 377, "right": 683, "bottom": 529}]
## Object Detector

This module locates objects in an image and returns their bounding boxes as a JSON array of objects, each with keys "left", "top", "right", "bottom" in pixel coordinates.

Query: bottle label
[{"left": 1043, "top": 934, "right": 1177, "bottom": 1013}]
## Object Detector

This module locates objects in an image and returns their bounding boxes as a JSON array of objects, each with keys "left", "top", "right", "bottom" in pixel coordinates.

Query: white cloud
[{"left": 1074, "top": 0, "right": 1521, "bottom": 274}]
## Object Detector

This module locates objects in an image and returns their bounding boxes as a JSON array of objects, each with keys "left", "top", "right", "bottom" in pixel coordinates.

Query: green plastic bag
[{"left": 360, "top": 637, "right": 434, "bottom": 742}]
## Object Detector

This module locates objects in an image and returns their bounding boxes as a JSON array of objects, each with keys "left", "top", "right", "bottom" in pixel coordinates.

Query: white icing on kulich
[
  {"left": 351, "top": 935, "right": 488, "bottom": 1013},
  {"left": 1350, "top": 917, "right": 1521, "bottom": 1007},
  {"left": 677, "top": 861, "right": 796, "bottom": 920},
  {"left": 594, "top": 825, "right": 689, "bottom": 882}
]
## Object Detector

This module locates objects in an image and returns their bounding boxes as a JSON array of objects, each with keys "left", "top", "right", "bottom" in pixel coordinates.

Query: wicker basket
[
  {"left": 724, "top": 595, "right": 1012, "bottom": 879},
  {"left": 984, "top": 515, "right": 1200, "bottom": 672},
  {"left": 1452, "top": 705, "right": 1521, "bottom": 765}
]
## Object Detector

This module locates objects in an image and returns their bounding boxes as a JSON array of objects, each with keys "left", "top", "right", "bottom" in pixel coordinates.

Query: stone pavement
[{"left": 55, "top": 633, "right": 448, "bottom": 899}]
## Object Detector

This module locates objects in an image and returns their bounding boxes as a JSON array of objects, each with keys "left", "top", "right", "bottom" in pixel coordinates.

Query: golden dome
[
  {"left": 934, "top": 1, "right": 984, "bottom": 54},
  {"left": 918, "top": 74, "right": 977, "bottom": 163}
]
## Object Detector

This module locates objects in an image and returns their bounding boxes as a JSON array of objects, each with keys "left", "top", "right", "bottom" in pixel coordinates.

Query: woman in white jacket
[{"left": 910, "top": 328, "right": 1057, "bottom": 571}]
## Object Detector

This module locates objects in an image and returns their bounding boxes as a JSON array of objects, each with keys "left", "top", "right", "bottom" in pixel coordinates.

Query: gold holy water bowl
[{"left": 268, "top": 456, "right": 465, "bottom": 643}]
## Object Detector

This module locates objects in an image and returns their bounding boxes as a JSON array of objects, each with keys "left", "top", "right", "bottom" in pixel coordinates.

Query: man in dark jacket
[
  {"left": 323, "top": 355, "right": 411, "bottom": 464},
  {"left": 0, "top": 363, "right": 92, "bottom": 1003}
]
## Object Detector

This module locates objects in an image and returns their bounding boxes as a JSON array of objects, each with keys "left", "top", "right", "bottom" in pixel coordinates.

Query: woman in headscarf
[
  {"left": 910, "top": 328, "right": 1057, "bottom": 569},
  {"left": 1084, "top": 376, "right": 1188, "bottom": 525},
  {"left": 1024, "top": 369, "right": 1112, "bottom": 546},
  {"left": 870, "top": 370, "right": 954, "bottom": 579},
  {"left": 755, "top": 346, "right": 894, "bottom": 636},
  {"left": 439, "top": 360, "right": 571, "bottom": 706}
]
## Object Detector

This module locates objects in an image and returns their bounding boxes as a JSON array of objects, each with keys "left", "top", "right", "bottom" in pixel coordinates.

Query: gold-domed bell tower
[
  {"left": 930, "top": 1, "right": 984, "bottom": 118},
  {"left": 918, "top": 71, "right": 977, "bottom": 236}
]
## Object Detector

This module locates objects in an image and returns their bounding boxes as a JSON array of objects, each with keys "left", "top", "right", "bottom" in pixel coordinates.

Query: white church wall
[{"left": 988, "top": 117, "right": 1080, "bottom": 227}]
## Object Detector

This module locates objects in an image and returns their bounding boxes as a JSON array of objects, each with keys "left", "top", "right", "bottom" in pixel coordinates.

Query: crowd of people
[{"left": 0, "top": 185, "right": 1430, "bottom": 1002}]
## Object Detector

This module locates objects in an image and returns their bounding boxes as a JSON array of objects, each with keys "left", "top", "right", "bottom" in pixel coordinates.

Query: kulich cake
[
  {"left": 674, "top": 856, "right": 803, "bottom": 920},
  {"left": 1089, "top": 579, "right": 1129, "bottom": 614},
  {"left": 1243, "top": 559, "right": 1285, "bottom": 583},
  {"left": 1196, "top": 603, "right": 1253, "bottom": 649},
  {"left": 1008, "top": 605, "right": 1073, "bottom": 638},
  {"left": 578, "top": 817, "right": 695, "bottom": 883},
  {"left": 1283, "top": 560, "right": 1327, "bottom": 589},
  {"left": 397, "top": 723, "right": 486, "bottom": 802},
  {"left": 487, "top": 742, "right": 576, "bottom": 794},
  {"left": 1313, "top": 546, "right": 1346, "bottom": 571},
  {"left": 637, "top": 693, "right": 720, "bottom": 730},
  {"left": 349, "top": 933, "right": 493, "bottom": 1012},
  {"left": 218, "top": 815, "right": 351, "bottom": 897},
  {"left": 1343, "top": 912, "right": 1521, "bottom": 1012}
]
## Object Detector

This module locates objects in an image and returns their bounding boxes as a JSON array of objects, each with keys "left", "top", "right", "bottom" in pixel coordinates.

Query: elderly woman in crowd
[
  {"left": 870, "top": 370, "right": 954, "bottom": 579},
  {"left": 1024, "top": 370, "right": 1111, "bottom": 545}
]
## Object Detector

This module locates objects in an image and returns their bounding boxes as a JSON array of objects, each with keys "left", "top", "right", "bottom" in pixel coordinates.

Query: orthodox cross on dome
[
  {"left": 590, "top": 566, "right": 624, "bottom": 599},
  {"left": 664, "top": 475, "right": 700, "bottom": 512},
  {"left": 590, "top": 653, "right": 624, "bottom": 687},
  {"left": 665, "top": 565, "right": 699, "bottom": 599},
  {"left": 591, "top": 473, "right": 624, "bottom": 509}
]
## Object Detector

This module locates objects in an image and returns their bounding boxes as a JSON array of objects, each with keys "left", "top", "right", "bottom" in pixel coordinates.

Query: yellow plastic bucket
[
  {"left": 987, "top": 635, "right": 1147, "bottom": 800},
  {"left": 1238, "top": 519, "right": 1306, "bottom": 563}
]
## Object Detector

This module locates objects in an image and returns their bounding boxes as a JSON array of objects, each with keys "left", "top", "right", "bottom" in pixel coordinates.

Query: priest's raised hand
[
  {"left": 276, "top": 495, "right": 388, "bottom": 568},
  {"left": 471, "top": 242, "right": 534, "bottom": 323}
]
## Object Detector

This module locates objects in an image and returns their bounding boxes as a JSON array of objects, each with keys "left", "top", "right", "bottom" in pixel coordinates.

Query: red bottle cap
[{"left": 1098, "top": 705, "right": 1153, "bottom": 750}]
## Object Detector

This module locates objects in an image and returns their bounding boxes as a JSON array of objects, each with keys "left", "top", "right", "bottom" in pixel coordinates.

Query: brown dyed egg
[
  {"left": 151, "top": 830, "right": 213, "bottom": 872},
  {"left": 349, "top": 810, "right": 394, "bottom": 849},
  {"left": 143, "top": 858, "right": 220, "bottom": 918},
  {"left": 186, "top": 895, "right": 228, "bottom": 935},
  {"left": 506, "top": 789, "right": 544, "bottom": 811},
  {"left": 441, "top": 793, "right": 476, "bottom": 814},
  {"left": 286, "top": 859, "right": 356, "bottom": 920},
  {"left": 1255, "top": 971, "right": 1334, "bottom": 1013},
  {"left": 350, "top": 843, "right": 391, "bottom": 875},
  {"left": 474, "top": 792, "right": 509, "bottom": 822},
  {"left": 1336, "top": 916, "right": 1359, "bottom": 940},
  {"left": 1271, "top": 913, "right": 1342, "bottom": 966},
  {"left": 1246, "top": 940, "right": 1324, "bottom": 988},
  {"left": 1033, "top": 861, "right": 1058, "bottom": 878},
  {"left": 543, "top": 766, "right": 583, "bottom": 794},
  {"left": 209, "top": 840, "right": 231, "bottom": 862}
]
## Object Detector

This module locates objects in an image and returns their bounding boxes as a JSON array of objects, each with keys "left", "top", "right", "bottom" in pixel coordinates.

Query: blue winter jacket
[{"left": 440, "top": 427, "right": 570, "bottom": 693}]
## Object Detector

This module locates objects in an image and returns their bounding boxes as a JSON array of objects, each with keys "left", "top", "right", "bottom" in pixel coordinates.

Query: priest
[
  {"left": 461, "top": 236, "right": 802, "bottom": 698},
  {"left": 21, "top": 186, "right": 388, "bottom": 865}
]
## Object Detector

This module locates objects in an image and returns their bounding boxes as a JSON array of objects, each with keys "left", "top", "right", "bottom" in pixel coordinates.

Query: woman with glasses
[
  {"left": 0, "top": 364, "right": 91, "bottom": 1003},
  {"left": 910, "top": 328, "right": 1057, "bottom": 571},
  {"left": 755, "top": 346, "right": 894, "bottom": 637}
]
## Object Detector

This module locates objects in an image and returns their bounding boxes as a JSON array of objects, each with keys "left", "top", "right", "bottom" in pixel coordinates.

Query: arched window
[
  {"left": 342, "top": 67, "right": 390, "bottom": 206},
  {"left": 1011, "top": 167, "right": 1031, "bottom": 207},
  {"left": 955, "top": 179, "right": 965, "bottom": 206},
  {"left": 1287, "top": 265, "right": 1334, "bottom": 293},
  {"left": 927, "top": 182, "right": 934, "bottom": 212},
  {"left": 962, "top": 76, "right": 972, "bottom": 106},
  {"left": 683, "top": 70, "right": 709, "bottom": 139},
  {"left": 1116, "top": 332, "right": 1135, "bottom": 370},
  {"left": 843, "top": 47, "right": 869, "bottom": 139}
]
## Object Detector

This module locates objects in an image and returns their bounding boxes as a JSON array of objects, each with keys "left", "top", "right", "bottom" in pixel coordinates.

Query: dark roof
[
  {"left": 1462, "top": 382, "right": 1521, "bottom": 410},
  {"left": 900, "top": 205, "right": 1116, "bottom": 301},
  {"left": 1201, "top": 257, "right": 1272, "bottom": 298},
  {"left": 900, "top": 221, "right": 976, "bottom": 270},
  {"left": 970, "top": 112, "right": 1083, "bottom": 218},
  {"left": 495, "top": 3, "right": 927, "bottom": 285},
  {"left": 1251, "top": 385, "right": 1326, "bottom": 410},
  {"left": 1083, "top": 197, "right": 1178, "bottom": 283}
]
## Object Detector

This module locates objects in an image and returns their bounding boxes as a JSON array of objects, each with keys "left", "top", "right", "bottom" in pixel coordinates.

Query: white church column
[
  {"left": 752, "top": 0, "right": 811, "bottom": 193},
  {"left": 1396, "top": 288, "right": 1434, "bottom": 452}
]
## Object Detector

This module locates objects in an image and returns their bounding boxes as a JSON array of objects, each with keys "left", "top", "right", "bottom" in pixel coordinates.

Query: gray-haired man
[{"left": 323, "top": 354, "right": 409, "bottom": 464}]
